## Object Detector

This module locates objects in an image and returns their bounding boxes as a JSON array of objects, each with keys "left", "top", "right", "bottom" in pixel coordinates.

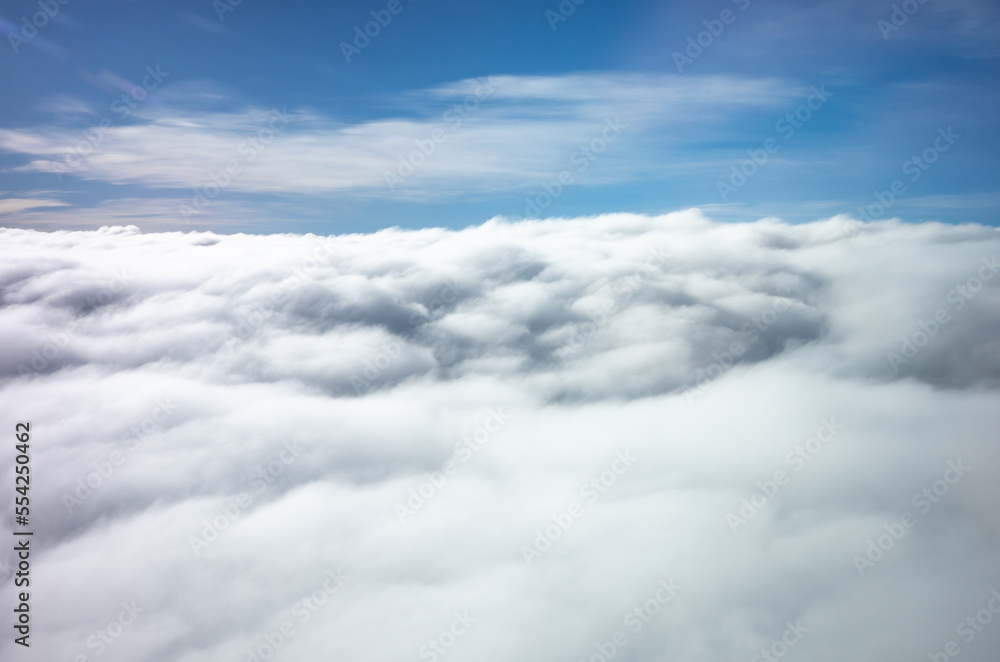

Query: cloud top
[{"left": 2, "top": 211, "right": 999, "bottom": 662}]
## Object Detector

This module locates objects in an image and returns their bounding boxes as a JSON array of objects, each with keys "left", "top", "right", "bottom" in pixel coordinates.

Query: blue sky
[{"left": 0, "top": 0, "right": 998, "bottom": 233}]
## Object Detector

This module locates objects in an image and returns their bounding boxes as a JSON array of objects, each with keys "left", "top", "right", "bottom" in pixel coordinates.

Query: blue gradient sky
[{"left": 0, "top": 0, "right": 998, "bottom": 232}]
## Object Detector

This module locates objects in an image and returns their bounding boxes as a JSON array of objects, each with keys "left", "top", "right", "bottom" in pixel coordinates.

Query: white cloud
[
  {"left": 0, "top": 73, "right": 792, "bottom": 198},
  {"left": 0, "top": 197, "right": 286, "bottom": 232},
  {"left": 1, "top": 211, "right": 999, "bottom": 662},
  {"left": 0, "top": 197, "right": 68, "bottom": 215}
]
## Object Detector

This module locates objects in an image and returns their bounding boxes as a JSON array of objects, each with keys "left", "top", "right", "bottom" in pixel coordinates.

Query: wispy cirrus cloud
[
  {"left": 0, "top": 196, "right": 69, "bottom": 215},
  {"left": 0, "top": 73, "right": 794, "bottom": 199}
]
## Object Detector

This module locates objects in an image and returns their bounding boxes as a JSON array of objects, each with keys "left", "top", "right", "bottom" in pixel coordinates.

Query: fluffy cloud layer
[{"left": 1, "top": 211, "right": 999, "bottom": 662}]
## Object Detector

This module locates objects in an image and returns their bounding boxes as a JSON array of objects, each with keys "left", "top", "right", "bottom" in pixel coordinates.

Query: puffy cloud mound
[{"left": 1, "top": 210, "right": 999, "bottom": 662}]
